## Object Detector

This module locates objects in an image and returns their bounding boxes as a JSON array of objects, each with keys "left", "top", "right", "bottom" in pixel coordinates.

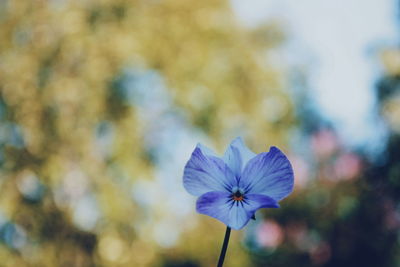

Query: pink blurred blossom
[
  {"left": 286, "top": 222, "right": 308, "bottom": 250},
  {"left": 383, "top": 200, "right": 400, "bottom": 230},
  {"left": 334, "top": 153, "right": 362, "bottom": 181},
  {"left": 256, "top": 220, "right": 284, "bottom": 248},
  {"left": 311, "top": 129, "right": 339, "bottom": 159},
  {"left": 310, "top": 242, "right": 331, "bottom": 265},
  {"left": 384, "top": 209, "right": 400, "bottom": 230},
  {"left": 289, "top": 154, "right": 311, "bottom": 189}
]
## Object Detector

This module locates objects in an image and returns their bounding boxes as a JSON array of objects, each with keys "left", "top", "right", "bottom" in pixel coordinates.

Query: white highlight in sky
[{"left": 231, "top": 0, "right": 398, "bottom": 147}]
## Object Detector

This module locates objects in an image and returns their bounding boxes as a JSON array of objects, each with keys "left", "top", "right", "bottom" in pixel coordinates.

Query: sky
[{"left": 230, "top": 0, "right": 399, "bottom": 149}]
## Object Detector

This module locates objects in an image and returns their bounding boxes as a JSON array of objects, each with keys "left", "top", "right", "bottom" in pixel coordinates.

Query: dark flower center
[{"left": 232, "top": 191, "right": 244, "bottom": 201}]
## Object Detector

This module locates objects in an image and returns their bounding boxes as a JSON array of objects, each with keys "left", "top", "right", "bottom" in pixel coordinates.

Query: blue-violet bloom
[{"left": 183, "top": 137, "right": 294, "bottom": 230}]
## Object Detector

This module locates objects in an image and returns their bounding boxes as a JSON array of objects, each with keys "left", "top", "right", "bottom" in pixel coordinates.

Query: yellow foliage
[{"left": 0, "top": 0, "right": 293, "bottom": 265}]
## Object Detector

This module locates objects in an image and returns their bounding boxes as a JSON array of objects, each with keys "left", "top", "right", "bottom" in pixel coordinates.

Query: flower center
[{"left": 232, "top": 191, "right": 244, "bottom": 201}]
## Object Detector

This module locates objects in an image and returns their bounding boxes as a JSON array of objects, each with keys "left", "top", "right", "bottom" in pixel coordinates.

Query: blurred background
[{"left": 0, "top": 0, "right": 399, "bottom": 266}]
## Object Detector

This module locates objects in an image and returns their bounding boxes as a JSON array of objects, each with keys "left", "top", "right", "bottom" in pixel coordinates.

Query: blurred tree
[
  {"left": 244, "top": 8, "right": 400, "bottom": 267},
  {"left": 0, "top": 0, "right": 293, "bottom": 266}
]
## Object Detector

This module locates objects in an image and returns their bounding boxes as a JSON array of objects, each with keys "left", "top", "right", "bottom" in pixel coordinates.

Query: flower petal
[
  {"left": 196, "top": 192, "right": 279, "bottom": 230},
  {"left": 239, "top": 146, "right": 294, "bottom": 201},
  {"left": 223, "top": 137, "right": 256, "bottom": 175},
  {"left": 244, "top": 194, "right": 280, "bottom": 210},
  {"left": 183, "top": 146, "right": 236, "bottom": 196},
  {"left": 197, "top": 143, "right": 218, "bottom": 157},
  {"left": 223, "top": 144, "right": 242, "bottom": 179},
  {"left": 196, "top": 191, "right": 250, "bottom": 230}
]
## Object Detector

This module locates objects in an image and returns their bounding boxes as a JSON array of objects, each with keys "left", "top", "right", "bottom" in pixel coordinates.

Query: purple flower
[{"left": 183, "top": 137, "right": 294, "bottom": 230}]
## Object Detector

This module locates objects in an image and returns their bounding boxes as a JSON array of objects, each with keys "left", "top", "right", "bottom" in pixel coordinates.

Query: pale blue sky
[{"left": 231, "top": 0, "right": 398, "bottom": 149}]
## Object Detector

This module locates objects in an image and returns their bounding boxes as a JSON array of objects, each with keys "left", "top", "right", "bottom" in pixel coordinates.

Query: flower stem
[{"left": 217, "top": 227, "right": 231, "bottom": 267}]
